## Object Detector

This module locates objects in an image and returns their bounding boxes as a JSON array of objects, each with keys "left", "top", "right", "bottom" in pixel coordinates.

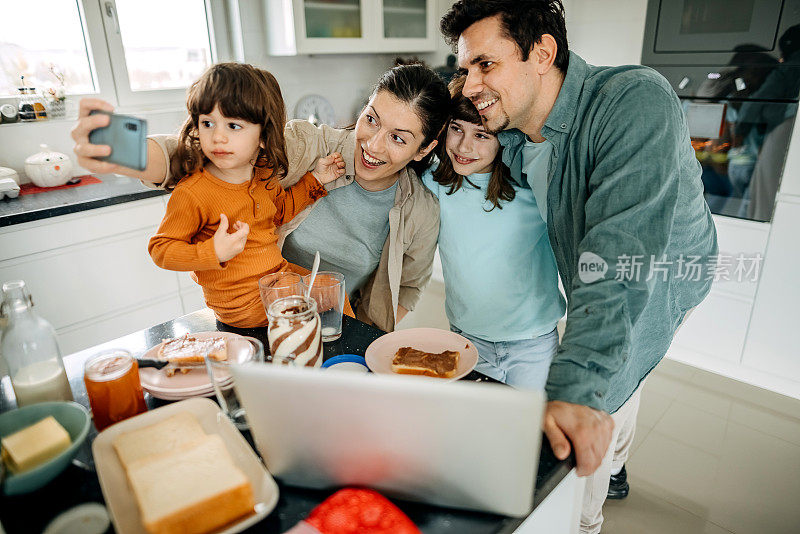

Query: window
[
  {"left": 0, "top": 0, "right": 231, "bottom": 110},
  {"left": 0, "top": 1, "right": 96, "bottom": 97},
  {"left": 108, "top": 0, "right": 218, "bottom": 105}
]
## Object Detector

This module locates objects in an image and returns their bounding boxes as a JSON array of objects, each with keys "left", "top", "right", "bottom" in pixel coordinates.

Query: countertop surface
[
  {"left": 0, "top": 174, "right": 166, "bottom": 228},
  {"left": 0, "top": 309, "right": 573, "bottom": 534}
]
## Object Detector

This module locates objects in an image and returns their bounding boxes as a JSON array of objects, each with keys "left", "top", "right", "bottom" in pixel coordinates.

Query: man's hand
[
  {"left": 213, "top": 214, "right": 249, "bottom": 263},
  {"left": 543, "top": 400, "right": 614, "bottom": 476},
  {"left": 311, "top": 152, "right": 346, "bottom": 184}
]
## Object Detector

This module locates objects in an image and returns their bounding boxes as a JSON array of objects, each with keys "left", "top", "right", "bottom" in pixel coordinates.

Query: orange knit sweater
[{"left": 148, "top": 166, "right": 327, "bottom": 328}]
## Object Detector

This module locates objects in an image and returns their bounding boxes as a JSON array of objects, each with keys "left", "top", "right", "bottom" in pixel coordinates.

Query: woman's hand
[
  {"left": 71, "top": 97, "right": 168, "bottom": 183},
  {"left": 213, "top": 214, "right": 249, "bottom": 263},
  {"left": 71, "top": 98, "right": 121, "bottom": 175},
  {"left": 311, "top": 152, "right": 346, "bottom": 184}
]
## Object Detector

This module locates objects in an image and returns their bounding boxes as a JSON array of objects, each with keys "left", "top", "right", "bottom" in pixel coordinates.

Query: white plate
[
  {"left": 92, "top": 398, "right": 279, "bottom": 534},
  {"left": 143, "top": 388, "right": 216, "bottom": 401},
  {"left": 139, "top": 332, "right": 248, "bottom": 395},
  {"left": 364, "top": 327, "right": 479, "bottom": 381},
  {"left": 141, "top": 377, "right": 232, "bottom": 397}
]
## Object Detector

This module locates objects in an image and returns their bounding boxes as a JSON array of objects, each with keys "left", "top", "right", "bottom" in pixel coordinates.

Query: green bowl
[{"left": 0, "top": 401, "right": 91, "bottom": 495}]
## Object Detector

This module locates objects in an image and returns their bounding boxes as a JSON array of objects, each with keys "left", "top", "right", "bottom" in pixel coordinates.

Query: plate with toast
[
  {"left": 364, "top": 327, "right": 479, "bottom": 381},
  {"left": 138, "top": 332, "right": 248, "bottom": 400},
  {"left": 93, "top": 397, "right": 279, "bottom": 534}
]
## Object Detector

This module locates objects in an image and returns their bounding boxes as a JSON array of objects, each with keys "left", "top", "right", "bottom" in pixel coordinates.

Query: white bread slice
[
  {"left": 127, "top": 434, "right": 255, "bottom": 534},
  {"left": 112, "top": 412, "right": 206, "bottom": 470},
  {"left": 158, "top": 334, "right": 228, "bottom": 365}
]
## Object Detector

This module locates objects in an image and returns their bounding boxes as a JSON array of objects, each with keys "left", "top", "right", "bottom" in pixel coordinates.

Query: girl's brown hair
[
  {"left": 170, "top": 63, "right": 289, "bottom": 189},
  {"left": 432, "top": 76, "right": 515, "bottom": 211}
]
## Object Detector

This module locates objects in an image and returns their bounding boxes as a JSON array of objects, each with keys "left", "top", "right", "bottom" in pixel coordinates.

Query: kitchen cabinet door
[
  {"left": 265, "top": 0, "right": 369, "bottom": 55},
  {"left": 264, "top": 0, "right": 436, "bottom": 55},
  {"left": 374, "top": 0, "right": 438, "bottom": 53},
  {"left": 742, "top": 198, "right": 800, "bottom": 382}
]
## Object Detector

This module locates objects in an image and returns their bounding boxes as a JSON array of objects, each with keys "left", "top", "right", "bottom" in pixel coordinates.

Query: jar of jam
[{"left": 84, "top": 349, "right": 147, "bottom": 431}]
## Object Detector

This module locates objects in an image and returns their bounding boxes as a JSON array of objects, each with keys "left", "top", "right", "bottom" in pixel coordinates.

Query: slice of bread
[
  {"left": 157, "top": 334, "right": 228, "bottom": 365},
  {"left": 112, "top": 412, "right": 206, "bottom": 470},
  {"left": 391, "top": 347, "right": 460, "bottom": 378},
  {"left": 126, "top": 434, "right": 255, "bottom": 534}
]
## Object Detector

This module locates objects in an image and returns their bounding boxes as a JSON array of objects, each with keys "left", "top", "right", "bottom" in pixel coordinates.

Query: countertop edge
[{"left": 0, "top": 189, "right": 168, "bottom": 228}]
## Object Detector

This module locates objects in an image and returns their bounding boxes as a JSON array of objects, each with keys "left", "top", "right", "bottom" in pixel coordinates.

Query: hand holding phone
[{"left": 88, "top": 110, "right": 148, "bottom": 171}]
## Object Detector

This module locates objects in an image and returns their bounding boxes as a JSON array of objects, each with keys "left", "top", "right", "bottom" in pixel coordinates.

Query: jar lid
[
  {"left": 85, "top": 350, "right": 133, "bottom": 382},
  {"left": 25, "top": 144, "right": 70, "bottom": 166},
  {"left": 322, "top": 354, "right": 369, "bottom": 373}
]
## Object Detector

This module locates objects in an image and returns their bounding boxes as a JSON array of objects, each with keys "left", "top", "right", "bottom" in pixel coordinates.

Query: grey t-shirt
[{"left": 282, "top": 180, "right": 397, "bottom": 295}]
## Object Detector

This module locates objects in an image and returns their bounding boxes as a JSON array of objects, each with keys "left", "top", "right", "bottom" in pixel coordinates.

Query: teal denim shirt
[{"left": 499, "top": 52, "right": 718, "bottom": 413}]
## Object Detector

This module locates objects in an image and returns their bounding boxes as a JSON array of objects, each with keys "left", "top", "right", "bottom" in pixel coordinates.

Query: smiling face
[
  {"left": 457, "top": 15, "right": 543, "bottom": 135},
  {"left": 445, "top": 119, "right": 500, "bottom": 175},
  {"left": 197, "top": 105, "right": 263, "bottom": 183},
  {"left": 353, "top": 90, "right": 437, "bottom": 191}
]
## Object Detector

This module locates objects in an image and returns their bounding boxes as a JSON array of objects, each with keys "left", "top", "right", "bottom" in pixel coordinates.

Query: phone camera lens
[{"left": 125, "top": 122, "right": 138, "bottom": 131}]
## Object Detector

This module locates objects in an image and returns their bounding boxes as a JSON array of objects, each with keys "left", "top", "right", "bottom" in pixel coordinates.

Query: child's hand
[
  {"left": 311, "top": 152, "right": 346, "bottom": 184},
  {"left": 213, "top": 214, "right": 249, "bottom": 263}
]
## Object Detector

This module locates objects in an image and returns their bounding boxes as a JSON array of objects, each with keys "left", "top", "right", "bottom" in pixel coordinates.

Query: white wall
[
  {"left": 562, "top": 0, "right": 648, "bottom": 66},
  {"left": 237, "top": 0, "right": 455, "bottom": 126}
]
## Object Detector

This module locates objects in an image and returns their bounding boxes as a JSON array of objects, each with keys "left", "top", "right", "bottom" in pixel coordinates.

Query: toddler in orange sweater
[{"left": 149, "top": 63, "right": 344, "bottom": 328}]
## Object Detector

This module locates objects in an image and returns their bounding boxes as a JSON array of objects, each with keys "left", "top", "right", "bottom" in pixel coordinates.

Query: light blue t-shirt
[
  {"left": 421, "top": 167, "right": 565, "bottom": 341},
  {"left": 522, "top": 139, "right": 553, "bottom": 222},
  {"left": 282, "top": 180, "right": 397, "bottom": 294}
]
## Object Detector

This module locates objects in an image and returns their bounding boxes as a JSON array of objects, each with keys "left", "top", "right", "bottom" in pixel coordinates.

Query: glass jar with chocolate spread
[{"left": 266, "top": 295, "right": 323, "bottom": 367}]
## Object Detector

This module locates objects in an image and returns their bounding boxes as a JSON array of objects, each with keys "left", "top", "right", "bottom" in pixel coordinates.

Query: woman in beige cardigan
[{"left": 71, "top": 64, "right": 449, "bottom": 332}]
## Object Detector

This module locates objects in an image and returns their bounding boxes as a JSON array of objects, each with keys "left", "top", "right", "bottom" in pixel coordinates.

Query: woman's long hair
[
  {"left": 170, "top": 63, "right": 289, "bottom": 189},
  {"left": 433, "top": 76, "right": 515, "bottom": 211}
]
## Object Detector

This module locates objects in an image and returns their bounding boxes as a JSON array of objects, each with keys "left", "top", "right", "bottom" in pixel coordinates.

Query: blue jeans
[{"left": 450, "top": 325, "right": 558, "bottom": 391}]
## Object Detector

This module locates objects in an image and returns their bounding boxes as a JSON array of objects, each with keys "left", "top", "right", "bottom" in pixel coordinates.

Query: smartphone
[{"left": 88, "top": 110, "right": 148, "bottom": 171}]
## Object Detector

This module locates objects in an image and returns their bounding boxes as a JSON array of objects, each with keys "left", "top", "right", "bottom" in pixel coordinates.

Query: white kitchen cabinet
[
  {"left": 776, "top": 113, "right": 800, "bottom": 198},
  {"left": 671, "top": 290, "right": 753, "bottom": 365},
  {"left": 741, "top": 198, "right": 800, "bottom": 388},
  {"left": 666, "top": 215, "right": 767, "bottom": 361},
  {"left": 178, "top": 272, "right": 208, "bottom": 315},
  {"left": 0, "top": 198, "right": 202, "bottom": 356},
  {"left": 57, "top": 295, "right": 184, "bottom": 355},
  {"left": 264, "top": 0, "right": 437, "bottom": 55},
  {"left": 666, "top": 201, "right": 800, "bottom": 399}
]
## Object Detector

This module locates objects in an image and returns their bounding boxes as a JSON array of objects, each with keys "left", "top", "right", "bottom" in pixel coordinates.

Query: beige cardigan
[{"left": 148, "top": 120, "right": 439, "bottom": 331}]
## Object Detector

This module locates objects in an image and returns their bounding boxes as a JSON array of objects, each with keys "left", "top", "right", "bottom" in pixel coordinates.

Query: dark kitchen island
[{"left": 0, "top": 309, "right": 579, "bottom": 534}]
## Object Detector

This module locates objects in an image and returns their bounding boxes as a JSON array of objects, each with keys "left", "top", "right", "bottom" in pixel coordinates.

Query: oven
[{"left": 642, "top": 0, "right": 800, "bottom": 222}]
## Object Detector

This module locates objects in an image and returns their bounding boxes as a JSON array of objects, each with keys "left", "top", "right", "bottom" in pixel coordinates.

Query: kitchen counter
[
  {"left": 0, "top": 309, "right": 577, "bottom": 534},
  {"left": 0, "top": 174, "right": 166, "bottom": 228}
]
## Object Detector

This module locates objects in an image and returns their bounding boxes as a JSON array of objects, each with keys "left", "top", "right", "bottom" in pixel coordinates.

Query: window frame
[{"left": 0, "top": 0, "right": 232, "bottom": 112}]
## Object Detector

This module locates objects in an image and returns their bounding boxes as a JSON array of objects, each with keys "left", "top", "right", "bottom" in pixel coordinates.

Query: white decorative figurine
[{"left": 24, "top": 144, "right": 73, "bottom": 187}]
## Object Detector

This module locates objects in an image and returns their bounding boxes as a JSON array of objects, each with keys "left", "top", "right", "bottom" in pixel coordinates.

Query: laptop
[{"left": 231, "top": 364, "right": 544, "bottom": 517}]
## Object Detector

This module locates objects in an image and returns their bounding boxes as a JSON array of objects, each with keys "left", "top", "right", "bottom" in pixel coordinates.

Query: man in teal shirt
[{"left": 442, "top": 2, "right": 717, "bottom": 532}]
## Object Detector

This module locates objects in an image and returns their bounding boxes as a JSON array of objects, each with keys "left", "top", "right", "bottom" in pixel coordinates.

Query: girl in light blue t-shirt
[{"left": 420, "top": 78, "right": 565, "bottom": 390}]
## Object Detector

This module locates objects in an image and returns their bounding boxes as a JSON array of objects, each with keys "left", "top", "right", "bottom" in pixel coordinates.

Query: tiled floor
[
  {"left": 605, "top": 359, "right": 800, "bottom": 534},
  {"left": 401, "top": 282, "right": 800, "bottom": 534}
]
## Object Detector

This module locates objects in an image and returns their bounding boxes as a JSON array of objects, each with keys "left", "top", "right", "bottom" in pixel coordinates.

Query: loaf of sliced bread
[
  {"left": 112, "top": 412, "right": 206, "bottom": 469},
  {"left": 126, "top": 434, "right": 255, "bottom": 534}
]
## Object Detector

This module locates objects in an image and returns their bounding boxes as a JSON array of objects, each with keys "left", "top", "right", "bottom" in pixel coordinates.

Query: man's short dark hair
[{"left": 440, "top": 0, "right": 569, "bottom": 72}]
